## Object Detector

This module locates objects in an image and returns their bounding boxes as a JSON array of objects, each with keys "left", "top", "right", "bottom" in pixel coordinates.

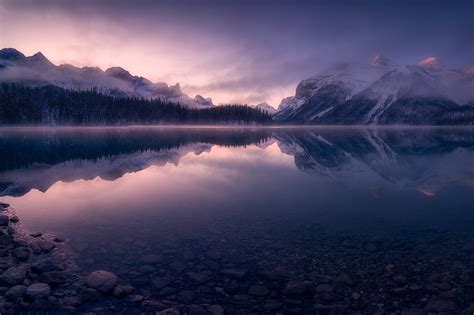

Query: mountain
[
  {"left": 0, "top": 48, "right": 213, "bottom": 108},
  {"left": 255, "top": 102, "right": 277, "bottom": 115},
  {"left": 274, "top": 55, "right": 474, "bottom": 125}
]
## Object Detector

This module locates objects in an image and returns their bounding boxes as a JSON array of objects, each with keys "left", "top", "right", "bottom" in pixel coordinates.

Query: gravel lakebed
[{"left": 0, "top": 202, "right": 473, "bottom": 314}]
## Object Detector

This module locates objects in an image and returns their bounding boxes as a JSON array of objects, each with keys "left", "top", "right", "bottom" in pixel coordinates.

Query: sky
[{"left": 0, "top": 0, "right": 472, "bottom": 106}]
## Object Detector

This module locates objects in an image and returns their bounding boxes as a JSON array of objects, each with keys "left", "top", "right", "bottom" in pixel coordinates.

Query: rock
[
  {"left": 1, "top": 265, "right": 29, "bottom": 285},
  {"left": 283, "top": 281, "right": 311, "bottom": 296},
  {"left": 177, "top": 290, "right": 195, "bottom": 303},
  {"left": 169, "top": 260, "right": 187, "bottom": 272},
  {"left": 30, "top": 257, "right": 60, "bottom": 273},
  {"left": 157, "top": 286, "right": 176, "bottom": 296},
  {"left": 335, "top": 274, "right": 354, "bottom": 286},
  {"left": 37, "top": 271, "right": 67, "bottom": 285},
  {"left": 37, "top": 240, "right": 55, "bottom": 253},
  {"left": 26, "top": 283, "right": 51, "bottom": 300},
  {"left": 221, "top": 268, "right": 247, "bottom": 279},
  {"left": 156, "top": 307, "right": 180, "bottom": 315},
  {"left": 7, "top": 226, "right": 15, "bottom": 234},
  {"left": 351, "top": 291, "right": 361, "bottom": 300},
  {"left": 424, "top": 299, "right": 456, "bottom": 313},
  {"left": 401, "top": 308, "right": 423, "bottom": 315},
  {"left": 30, "top": 232, "right": 43, "bottom": 238},
  {"left": 206, "top": 250, "right": 222, "bottom": 260},
  {"left": 151, "top": 276, "right": 173, "bottom": 290},
  {"left": 208, "top": 305, "right": 224, "bottom": 315},
  {"left": 264, "top": 299, "right": 282, "bottom": 310},
  {"left": 63, "top": 295, "right": 82, "bottom": 307},
  {"left": 86, "top": 270, "right": 118, "bottom": 293},
  {"left": 248, "top": 285, "right": 270, "bottom": 296},
  {"left": 53, "top": 236, "right": 65, "bottom": 242},
  {"left": 0, "top": 215, "right": 9, "bottom": 226},
  {"left": 81, "top": 287, "right": 100, "bottom": 302},
  {"left": 316, "top": 284, "right": 333, "bottom": 294},
  {"left": 5, "top": 285, "right": 27, "bottom": 302},
  {"left": 461, "top": 303, "right": 474, "bottom": 315},
  {"left": 394, "top": 275, "right": 408, "bottom": 285},
  {"left": 9, "top": 216, "right": 19, "bottom": 223},
  {"left": 12, "top": 247, "right": 30, "bottom": 261},
  {"left": 13, "top": 239, "right": 28, "bottom": 247},
  {"left": 0, "top": 202, "right": 10, "bottom": 208},
  {"left": 260, "top": 267, "right": 289, "bottom": 280},
  {"left": 113, "top": 283, "right": 134, "bottom": 297},
  {"left": 141, "top": 254, "right": 162, "bottom": 264},
  {"left": 187, "top": 271, "right": 210, "bottom": 283}
]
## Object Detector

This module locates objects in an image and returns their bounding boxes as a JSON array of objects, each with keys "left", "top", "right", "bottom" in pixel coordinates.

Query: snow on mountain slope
[
  {"left": 255, "top": 102, "right": 277, "bottom": 114},
  {"left": 275, "top": 55, "right": 474, "bottom": 124},
  {"left": 0, "top": 48, "right": 213, "bottom": 108}
]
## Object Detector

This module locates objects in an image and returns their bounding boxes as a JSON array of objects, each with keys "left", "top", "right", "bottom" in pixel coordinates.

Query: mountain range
[
  {"left": 274, "top": 55, "right": 474, "bottom": 124},
  {"left": 1, "top": 48, "right": 473, "bottom": 124},
  {"left": 0, "top": 48, "right": 213, "bottom": 108}
]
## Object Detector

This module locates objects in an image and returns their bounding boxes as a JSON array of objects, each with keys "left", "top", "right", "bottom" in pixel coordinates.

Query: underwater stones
[
  {"left": 141, "top": 254, "right": 162, "bottom": 264},
  {"left": 248, "top": 285, "right": 270, "bottom": 296},
  {"left": 9, "top": 216, "right": 19, "bottom": 223},
  {"left": 86, "top": 270, "right": 118, "bottom": 293},
  {"left": 5, "top": 285, "right": 27, "bottom": 302},
  {"left": 30, "top": 232, "right": 43, "bottom": 238},
  {"left": 112, "top": 283, "right": 134, "bottom": 298},
  {"left": 151, "top": 276, "right": 173, "bottom": 290},
  {"left": 37, "top": 271, "right": 67, "bottom": 286},
  {"left": 221, "top": 268, "right": 247, "bottom": 279},
  {"left": 186, "top": 271, "right": 210, "bottom": 283},
  {"left": 0, "top": 215, "right": 9, "bottom": 226},
  {"left": 12, "top": 247, "right": 30, "bottom": 261},
  {"left": 26, "top": 283, "right": 51, "bottom": 300},
  {"left": 1, "top": 265, "right": 29, "bottom": 285}
]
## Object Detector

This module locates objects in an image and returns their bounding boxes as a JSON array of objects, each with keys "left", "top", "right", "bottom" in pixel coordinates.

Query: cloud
[{"left": 1, "top": 0, "right": 472, "bottom": 105}]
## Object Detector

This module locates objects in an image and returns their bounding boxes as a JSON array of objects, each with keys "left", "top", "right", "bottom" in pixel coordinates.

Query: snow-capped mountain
[
  {"left": 255, "top": 102, "right": 277, "bottom": 115},
  {"left": 274, "top": 55, "right": 474, "bottom": 125},
  {"left": 0, "top": 48, "right": 213, "bottom": 108}
]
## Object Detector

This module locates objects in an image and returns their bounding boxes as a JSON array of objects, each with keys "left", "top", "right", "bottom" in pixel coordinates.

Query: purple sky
[{"left": 0, "top": 0, "right": 472, "bottom": 106}]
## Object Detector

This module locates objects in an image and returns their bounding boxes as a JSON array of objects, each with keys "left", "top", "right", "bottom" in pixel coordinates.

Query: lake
[{"left": 0, "top": 126, "right": 473, "bottom": 314}]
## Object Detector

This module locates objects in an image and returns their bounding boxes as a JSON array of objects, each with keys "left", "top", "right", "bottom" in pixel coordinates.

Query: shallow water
[{"left": 1, "top": 126, "right": 473, "bottom": 313}]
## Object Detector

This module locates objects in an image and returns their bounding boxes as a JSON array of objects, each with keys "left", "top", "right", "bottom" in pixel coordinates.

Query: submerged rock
[
  {"left": 26, "top": 283, "right": 51, "bottom": 300},
  {"left": 1, "top": 265, "right": 29, "bottom": 285},
  {"left": 5, "top": 285, "right": 27, "bottom": 302},
  {"left": 86, "top": 270, "right": 118, "bottom": 293}
]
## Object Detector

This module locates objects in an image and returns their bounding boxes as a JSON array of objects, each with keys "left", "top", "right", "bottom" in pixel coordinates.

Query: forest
[{"left": 0, "top": 83, "right": 272, "bottom": 125}]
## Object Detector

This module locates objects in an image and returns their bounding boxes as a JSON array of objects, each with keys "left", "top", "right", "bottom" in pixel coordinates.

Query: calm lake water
[{"left": 0, "top": 126, "right": 473, "bottom": 313}]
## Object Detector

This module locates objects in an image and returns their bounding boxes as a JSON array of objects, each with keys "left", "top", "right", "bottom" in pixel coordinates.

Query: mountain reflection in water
[
  {"left": 1, "top": 127, "right": 473, "bottom": 313},
  {"left": 0, "top": 127, "right": 472, "bottom": 198}
]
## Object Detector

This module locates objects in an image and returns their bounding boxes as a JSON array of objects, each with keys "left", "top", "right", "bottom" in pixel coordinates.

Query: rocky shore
[{"left": 1, "top": 202, "right": 473, "bottom": 314}]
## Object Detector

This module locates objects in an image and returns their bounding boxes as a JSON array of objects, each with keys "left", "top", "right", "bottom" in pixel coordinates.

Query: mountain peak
[
  {"left": 370, "top": 54, "right": 392, "bottom": 66},
  {"left": 0, "top": 48, "right": 26, "bottom": 61},
  {"left": 105, "top": 67, "right": 132, "bottom": 80},
  {"left": 418, "top": 57, "right": 445, "bottom": 72},
  {"left": 27, "top": 52, "right": 55, "bottom": 67}
]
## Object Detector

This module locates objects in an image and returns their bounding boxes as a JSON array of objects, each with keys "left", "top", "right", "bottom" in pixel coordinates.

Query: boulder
[
  {"left": 86, "top": 270, "right": 118, "bottom": 293},
  {"left": 26, "top": 283, "right": 51, "bottom": 300}
]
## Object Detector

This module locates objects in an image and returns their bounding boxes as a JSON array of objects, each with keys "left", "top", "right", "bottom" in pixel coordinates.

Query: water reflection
[
  {"left": 0, "top": 127, "right": 472, "bottom": 197},
  {"left": 0, "top": 127, "right": 473, "bottom": 313}
]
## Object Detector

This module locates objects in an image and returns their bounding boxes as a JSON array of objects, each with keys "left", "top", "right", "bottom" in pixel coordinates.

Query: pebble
[
  {"left": 221, "top": 268, "right": 247, "bottom": 279},
  {"left": 186, "top": 271, "right": 210, "bottom": 283},
  {"left": 1, "top": 265, "right": 29, "bottom": 285},
  {"left": 0, "top": 214, "right": 9, "bottom": 226},
  {"left": 248, "top": 285, "right": 270, "bottom": 296},
  {"left": 26, "top": 283, "right": 51, "bottom": 300},
  {"left": 5, "top": 285, "right": 27, "bottom": 302},
  {"left": 86, "top": 270, "right": 118, "bottom": 293}
]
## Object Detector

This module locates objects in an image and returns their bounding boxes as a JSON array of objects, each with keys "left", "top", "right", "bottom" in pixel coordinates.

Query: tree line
[{"left": 0, "top": 83, "right": 273, "bottom": 125}]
